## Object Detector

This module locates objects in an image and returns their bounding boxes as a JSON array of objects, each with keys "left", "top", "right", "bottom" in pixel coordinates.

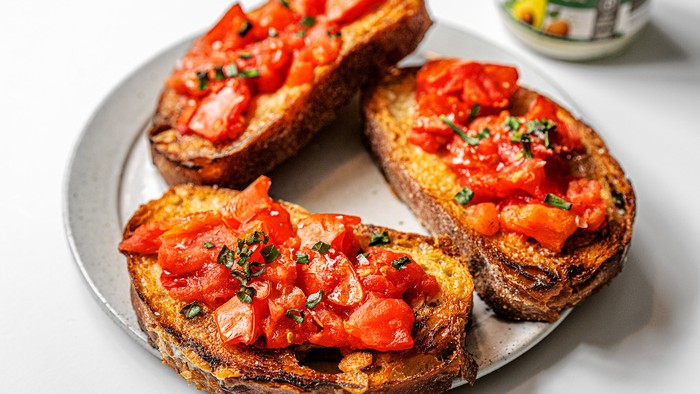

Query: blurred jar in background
[{"left": 498, "top": 0, "right": 651, "bottom": 61}]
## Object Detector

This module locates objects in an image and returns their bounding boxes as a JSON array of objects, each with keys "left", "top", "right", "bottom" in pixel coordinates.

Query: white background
[{"left": 2, "top": 0, "right": 699, "bottom": 392}]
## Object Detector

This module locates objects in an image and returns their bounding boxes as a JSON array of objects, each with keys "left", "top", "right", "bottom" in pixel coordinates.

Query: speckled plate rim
[{"left": 63, "top": 21, "right": 574, "bottom": 385}]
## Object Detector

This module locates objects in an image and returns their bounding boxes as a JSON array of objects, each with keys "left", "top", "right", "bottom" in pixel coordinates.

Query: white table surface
[{"left": 2, "top": 0, "right": 699, "bottom": 392}]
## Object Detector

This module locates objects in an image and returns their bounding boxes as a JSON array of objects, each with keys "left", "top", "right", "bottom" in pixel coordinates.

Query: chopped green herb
[
  {"left": 510, "top": 131, "right": 523, "bottom": 143},
  {"left": 203, "top": 241, "right": 215, "bottom": 249},
  {"left": 196, "top": 70, "right": 209, "bottom": 90},
  {"left": 246, "top": 230, "right": 268, "bottom": 246},
  {"left": 391, "top": 256, "right": 411, "bottom": 270},
  {"left": 305, "top": 290, "right": 324, "bottom": 309},
  {"left": 520, "top": 134, "right": 533, "bottom": 158},
  {"left": 440, "top": 116, "right": 481, "bottom": 146},
  {"left": 369, "top": 231, "right": 390, "bottom": 246},
  {"left": 301, "top": 15, "right": 317, "bottom": 27},
  {"left": 213, "top": 66, "right": 225, "bottom": 81},
  {"left": 467, "top": 103, "right": 481, "bottom": 123},
  {"left": 544, "top": 194, "right": 572, "bottom": 210},
  {"left": 245, "top": 261, "right": 266, "bottom": 277},
  {"left": 238, "top": 20, "right": 253, "bottom": 37},
  {"left": 295, "top": 30, "right": 306, "bottom": 37},
  {"left": 296, "top": 253, "right": 310, "bottom": 265},
  {"left": 231, "top": 269, "right": 249, "bottom": 286},
  {"left": 238, "top": 52, "right": 252, "bottom": 59},
  {"left": 327, "top": 30, "right": 341, "bottom": 40},
  {"left": 180, "top": 302, "right": 202, "bottom": 319},
  {"left": 224, "top": 63, "right": 239, "bottom": 77},
  {"left": 454, "top": 186, "right": 474, "bottom": 205},
  {"left": 279, "top": 0, "right": 289, "bottom": 9},
  {"left": 286, "top": 308, "right": 305, "bottom": 323},
  {"left": 240, "top": 68, "right": 260, "bottom": 78},
  {"left": 504, "top": 116, "right": 521, "bottom": 131},
  {"left": 312, "top": 241, "right": 331, "bottom": 254},
  {"left": 477, "top": 128, "right": 490, "bottom": 139},
  {"left": 237, "top": 285, "right": 257, "bottom": 304},
  {"left": 261, "top": 244, "right": 281, "bottom": 263},
  {"left": 217, "top": 245, "right": 236, "bottom": 269}
]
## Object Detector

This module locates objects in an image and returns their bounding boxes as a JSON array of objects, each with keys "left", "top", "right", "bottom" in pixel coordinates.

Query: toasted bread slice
[
  {"left": 149, "top": 0, "right": 432, "bottom": 189},
  {"left": 362, "top": 67, "right": 636, "bottom": 322},
  {"left": 121, "top": 185, "right": 477, "bottom": 393}
]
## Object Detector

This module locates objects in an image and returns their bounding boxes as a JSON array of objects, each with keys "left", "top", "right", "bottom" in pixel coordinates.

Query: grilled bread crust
[
  {"left": 122, "top": 185, "right": 477, "bottom": 393},
  {"left": 362, "top": 67, "right": 636, "bottom": 322},
  {"left": 149, "top": 0, "right": 432, "bottom": 189}
]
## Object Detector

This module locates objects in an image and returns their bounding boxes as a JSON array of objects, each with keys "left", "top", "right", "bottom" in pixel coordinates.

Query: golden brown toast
[
  {"left": 362, "top": 67, "right": 636, "bottom": 322},
  {"left": 149, "top": 0, "right": 432, "bottom": 189},
  {"left": 121, "top": 185, "right": 477, "bottom": 393}
]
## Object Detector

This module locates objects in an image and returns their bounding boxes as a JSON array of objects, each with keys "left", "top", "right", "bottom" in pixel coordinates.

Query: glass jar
[{"left": 497, "top": 0, "right": 651, "bottom": 61}]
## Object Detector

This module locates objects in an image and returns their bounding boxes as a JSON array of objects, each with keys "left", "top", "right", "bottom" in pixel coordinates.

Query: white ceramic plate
[{"left": 64, "top": 23, "right": 572, "bottom": 384}]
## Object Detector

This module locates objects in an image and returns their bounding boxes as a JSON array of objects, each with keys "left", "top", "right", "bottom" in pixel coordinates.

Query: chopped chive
[
  {"left": 238, "top": 20, "right": 253, "bottom": 37},
  {"left": 203, "top": 241, "right": 215, "bottom": 249},
  {"left": 224, "top": 63, "right": 239, "bottom": 77},
  {"left": 312, "top": 241, "right": 331, "bottom": 254},
  {"left": 368, "top": 231, "right": 390, "bottom": 246},
  {"left": 477, "top": 128, "right": 490, "bottom": 139},
  {"left": 279, "top": 0, "right": 289, "bottom": 9},
  {"left": 510, "top": 131, "right": 523, "bottom": 143},
  {"left": 300, "top": 15, "right": 317, "bottom": 27},
  {"left": 521, "top": 134, "right": 533, "bottom": 158},
  {"left": 196, "top": 70, "right": 209, "bottom": 90},
  {"left": 245, "top": 261, "right": 266, "bottom": 277},
  {"left": 238, "top": 52, "right": 252, "bottom": 59},
  {"left": 240, "top": 68, "right": 260, "bottom": 78},
  {"left": 213, "top": 66, "right": 225, "bottom": 81},
  {"left": 391, "top": 256, "right": 411, "bottom": 270},
  {"left": 296, "top": 253, "right": 310, "bottom": 265},
  {"left": 217, "top": 245, "right": 236, "bottom": 269},
  {"left": 454, "top": 186, "right": 474, "bottom": 205},
  {"left": 237, "top": 286, "right": 257, "bottom": 304},
  {"left": 327, "top": 30, "right": 341, "bottom": 40},
  {"left": 286, "top": 308, "right": 305, "bottom": 323},
  {"left": 231, "top": 269, "right": 249, "bottom": 286},
  {"left": 305, "top": 290, "right": 324, "bottom": 309},
  {"left": 467, "top": 103, "right": 481, "bottom": 123},
  {"left": 261, "top": 244, "right": 281, "bottom": 263},
  {"left": 180, "top": 302, "right": 202, "bottom": 319},
  {"left": 544, "top": 194, "right": 572, "bottom": 210},
  {"left": 504, "top": 116, "right": 521, "bottom": 131},
  {"left": 440, "top": 116, "right": 480, "bottom": 146}
]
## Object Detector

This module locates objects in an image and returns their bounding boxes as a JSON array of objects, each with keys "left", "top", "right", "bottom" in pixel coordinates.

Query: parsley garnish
[
  {"left": 454, "top": 186, "right": 474, "bottom": 205},
  {"left": 180, "top": 302, "right": 202, "bottom": 319},
  {"left": 544, "top": 194, "right": 572, "bottom": 210},
  {"left": 369, "top": 231, "right": 390, "bottom": 246}
]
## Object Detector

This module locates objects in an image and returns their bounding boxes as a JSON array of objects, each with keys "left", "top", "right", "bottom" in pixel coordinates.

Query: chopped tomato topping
[
  {"left": 165, "top": 1, "right": 383, "bottom": 142},
  {"left": 119, "top": 176, "right": 438, "bottom": 352},
  {"left": 410, "top": 59, "right": 606, "bottom": 251},
  {"left": 345, "top": 293, "right": 415, "bottom": 352},
  {"left": 500, "top": 203, "right": 578, "bottom": 252}
]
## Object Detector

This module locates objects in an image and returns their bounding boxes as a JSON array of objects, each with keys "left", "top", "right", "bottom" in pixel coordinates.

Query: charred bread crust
[
  {"left": 361, "top": 67, "right": 636, "bottom": 322},
  {"left": 149, "top": 0, "right": 432, "bottom": 189},
  {"left": 122, "top": 185, "right": 477, "bottom": 393}
]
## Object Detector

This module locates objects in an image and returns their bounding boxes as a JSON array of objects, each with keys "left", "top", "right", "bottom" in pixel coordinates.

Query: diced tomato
[
  {"left": 222, "top": 176, "right": 275, "bottom": 224},
  {"left": 258, "top": 248, "right": 297, "bottom": 289},
  {"left": 345, "top": 293, "right": 415, "bottom": 352},
  {"left": 247, "top": 1, "right": 297, "bottom": 40},
  {"left": 500, "top": 203, "right": 578, "bottom": 252},
  {"left": 163, "top": 261, "right": 238, "bottom": 308},
  {"left": 303, "top": 20, "right": 342, "bottom": 66},
  {"left": 186, "top": 78, "right": 251, "bottom": 141},
  {"left": 464, "top": 202, "right": 500, "bottom": 236},
  {"left": 326, "top": 256, "right": 365, "bottom": 307},
  {"left": 158, "top": 222, "right": 236, "bottom": 276},
  {"left": 199, "top": 4, "right": 255, "bottom": 53},
  {"left": 214, "top": 295, "right": 265, "bottom": 345},
  {"left": 263, "top": 287, "right": 315, "bottom": 348},
  {"left": 296, "top": 213, "right": 361, "bottom": 256},
  {"left": 296, "top": 250, "right": 340, "bottom": 296},
  {"left": 308, "top": 304, "right": 349, "bottom": 348},
  {"left": 286, "top": 56, "right": 315, "bottom": 86},
  {"left": 326, "top": 0, "right": 382, "bottom": 23},
  {"left": 246, "top": 38, "right": 293, "bottom": 94},
  {"left": 290, "top": 0, "right": 327, "bottom": 16},
  {"left": 525, "top": 95, "right": 579, "bottom": 151},
  {"left": 118, "top": 222, "right": 169, "bottom": 254},
  {"left": 360, "top": 249, "right": 440, "bottom": 299},
  {"left": 567, "top": 179, "right": 607, "bottom": 231}
]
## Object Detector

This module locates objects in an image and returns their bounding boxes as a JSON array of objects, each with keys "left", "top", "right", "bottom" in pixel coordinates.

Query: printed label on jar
[{"left": 502, "top": 0, "right": 650, "bottom": 41}]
